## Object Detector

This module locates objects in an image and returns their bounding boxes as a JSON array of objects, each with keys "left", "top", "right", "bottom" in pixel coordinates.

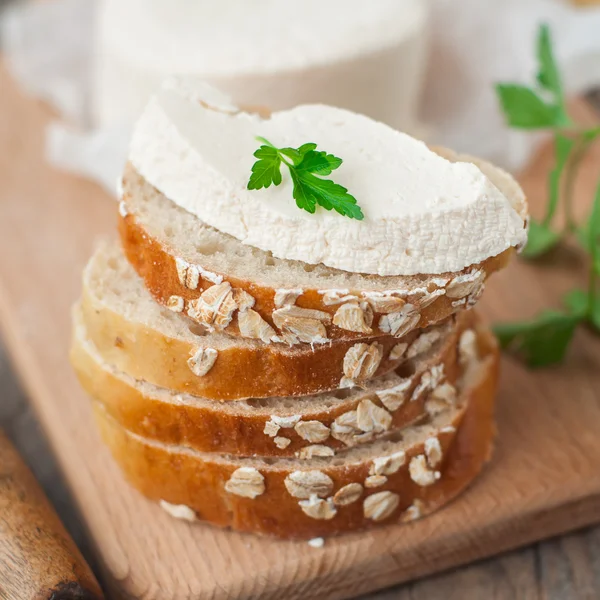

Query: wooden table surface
[
  {"left": 1, "top": 108, "right": 600, "bottom": 600},
  {"left": 1, "top": 3, "right": 599, "bottom": 592},
  {"left": 2, "top": 340, "right": 600, "bottom": 600}
]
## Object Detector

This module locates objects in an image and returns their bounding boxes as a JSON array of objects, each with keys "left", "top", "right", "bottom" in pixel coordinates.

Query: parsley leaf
[
  {"left": 537, "top": 25, "right": 560, "bottom": 92},
  {"left": 247, "top": 145, "right": 282, "bottom": 190},
  {"left": 278, "top": 143, "right": 317, "bottom": 166},
  {"left": 521, "top": 219, "right": 561, "bottom": 258},
  {"left": 494, "top": 310, "right": 582, "bottom": 367},
  {"left": 496, "top": 25, "right": 571, "bottom": 130},
  {"left": 291, "top": 170, "right": 363, "bottom": 219},
  {"left": 563, "top": 289, "right": 589, "bottom": 317},
  {"left": 248, "top": 137, "right": 364, "bottom": 220},
  {"left": 495, "top": 84, "right": 561, "bottom": 129},
  {"left": 296, "top": 150, "right": 343, "bottom": 176},
  {"left": 536, "top": 24, "right": 570, "bottom": 126},
  {"left": 565, "top": 288, "right": 600, "bottom": 332}
]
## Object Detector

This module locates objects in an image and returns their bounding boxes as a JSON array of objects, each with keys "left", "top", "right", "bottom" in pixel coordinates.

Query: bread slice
[
  {"left": 92, "top": 323, "right": 498, "bottom": 538},
  {"left": 71, "top": 309, "right": 484, "bottom": 457},
  {"left": 119, "top": 162, "right": 516, "bottom": 345},
  {"left": 80, "top": 242, "right": 448, "bottom": 400}
]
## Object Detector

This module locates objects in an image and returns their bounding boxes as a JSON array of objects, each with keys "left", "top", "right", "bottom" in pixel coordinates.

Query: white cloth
[{"left": 3, "top": 0, "right": 600, "bottom": 195}]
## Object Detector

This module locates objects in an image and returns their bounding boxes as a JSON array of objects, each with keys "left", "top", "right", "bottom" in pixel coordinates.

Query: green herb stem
[
  {"left": 587, "top": 264, "right": 597, "bottom": 318},
  {"left": 494, "top": 23, "right": 600, "bottom": 366},
  {"left": 562, "top": 136, "right": 588, "bottom": 233}
]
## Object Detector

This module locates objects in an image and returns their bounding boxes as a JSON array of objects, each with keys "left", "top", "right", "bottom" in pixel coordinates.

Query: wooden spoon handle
[{"left": 0, "top": 430, "right": 103, "bottom": 599}]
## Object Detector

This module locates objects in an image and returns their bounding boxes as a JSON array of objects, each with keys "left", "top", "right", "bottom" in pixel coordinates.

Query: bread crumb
[{"left": 159, "top": 500, "right": 196, "bottom": 522}]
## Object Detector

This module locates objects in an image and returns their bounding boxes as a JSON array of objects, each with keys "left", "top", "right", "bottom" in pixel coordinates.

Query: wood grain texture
[
  {"left": 5, "top": 337, "right": 600, "bottom": 600},
  {"left": 2, "top": 61, "right": 600, "bottom": 599},
  {"left": 0, "top": 430, "right": 103, "bottom": 600}
]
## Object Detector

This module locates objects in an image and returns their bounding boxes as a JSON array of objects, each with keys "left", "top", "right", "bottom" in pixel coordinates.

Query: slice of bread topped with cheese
[
  {"left": 119, "top": 78, "right": 528, "bottom": 344},
  {"left": 71, "top": 76, "right": 528, "bottom": 539}
]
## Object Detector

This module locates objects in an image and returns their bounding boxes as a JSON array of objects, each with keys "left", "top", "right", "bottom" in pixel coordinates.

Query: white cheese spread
[
  {"left": 94, "top": 0, "right": 429, "bottom": 133},
  {"left": 129, "top": 79, "right": 528, "bottom": 276}
]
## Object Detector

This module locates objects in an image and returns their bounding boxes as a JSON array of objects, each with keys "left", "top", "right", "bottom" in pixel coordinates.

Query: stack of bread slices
[{"left": 71, "top": 78, "right": 529, "bottom": 539}]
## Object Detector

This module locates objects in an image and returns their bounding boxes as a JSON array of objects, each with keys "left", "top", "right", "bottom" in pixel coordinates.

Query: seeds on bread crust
[
  {"left": 190, "top": 282, "right": 237, "bottom": 331},
  {"left": 333, "top": 483, "right": 363, "bottom": 506},
  {"left": 466, "top": 282, "right": 485, "bottom": 308},
  {"left": 264, "top": 414, "right": 301, "bottom": 438},
  {"left": 238, "top": 308, "right": 278, "bottom": 343},
  {"left": 273, "top": 305, "right": 332, "bottom": 323},
  {"left": 363, "top": 491, "right": 400, "bottom": 521},
  {"left": 333, "top": 301, "right": 373, "bottom": 333},
  {"left": 159, "top": 500, "right": 196, "bottom": 521},
  {"left": 355, "top": 399, "right": 392, "bottom": 433},
  {"left": 330, "top": 410, "right": 363, "bottom": 444},
  {"left": 271, "top": 415, "right": 302, "bottom": 428},
  {"left": 401, "top": 499, "right": 425, "bottom": 523},
  {"left": 370, "top": 451, "right": 406, "bottom": 476},
  {"left": 263, "top": 420, "right": 280, "bottom": 437},
  {"left": 409, "top": 455, "right": 441, "bottom": 487},
  {"left": 166, "top": 295, "right": 184, "bottom": 313},
  {"left": 425, "top": 383, "right": 457, "bottom": 416},
  {"left": 446, "top": 270, "right": 485, "bottom": 299},
  {"left": 274, "top": 288, "right": 303, "bottom": 307},
  {"left": 376, "top": 380, "right": 412, "bottom": 412},
  {"left": 285, "top": 471, "right": 334, "bottom": 499},
  {"left": 118, "top": 200, "right": 128, "bottom": 217},
  {"left": 120, "top": 183, "right": 514, "bottom": 349},
  {"left": 296, "top": 445, "right": 335, "bottom": 459},
  {"left": 175, "top": 257, "right": 200, "bottom": 290},
  {"left": 364, "top": 475, "right": 388, "bottom": 488},
  {"left": 319, "top": 289, "right": 357, "bottom": 306},
  {"left": 330, "top": 400, "right": 393, "bottom": 447},
  {"left": 299, "top": 496, "right": 337, "bottom": 520},
  {"left": 407, "top": 328, "right": 442, "bottom": 359},
  {"left": 379, "top": 305, "right": 420, "bottom": 337},
  {"left": 411, "top": 365, "right": 445, "bottom": 401},
  {"left": 343, "top": 342, "right": 383, "bottom": 383},
  {"left": 274, "top": 436, "right": 291, "bottom": 449},
  {"left": 433, "top": 382, "right": 457, "bottom": 404},
  {"left": 187, "top": 347, "right": 218, "bottom": 376},
  {"left": 424, "top": 437, "right": 443, "bottom": 467},
  {"left": 232, "top": 288, "right": 256, "bottom": 311},
  {"left": 459, "top": 329, "right": 479, "bottom": 364},
  {"left": 175, "top": 256, "right": 223, "bottom": 287},
  {"left": 225, "top": 467, "right": 265, "bottom": 498},
  {"left": 363, "top": 294, "right": 407, "bottom": 314},
  {"left": 416, "top": 288, "right": 446, "bottom": 308},
  {"left": 272, "top": 305, "right": 331, "bottom": 344},
  {"left": 295, "top": 421, "right": 330, "bottom": 443},
  {"left": 389, "top": 342, "right": 408, "bottom": 361}
]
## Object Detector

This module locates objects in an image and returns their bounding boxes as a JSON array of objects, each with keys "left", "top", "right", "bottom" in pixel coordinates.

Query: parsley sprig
[
  {"left": 494, "top": 24, "right": 600, "bottom": 367},
  {"left": 247, "top": 137, "right": 364, "bottom": 220}
]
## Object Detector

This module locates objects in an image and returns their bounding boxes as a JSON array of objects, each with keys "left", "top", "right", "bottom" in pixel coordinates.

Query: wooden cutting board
[{"left": 2, "top": 62, "right": 600, "bottom": 600}]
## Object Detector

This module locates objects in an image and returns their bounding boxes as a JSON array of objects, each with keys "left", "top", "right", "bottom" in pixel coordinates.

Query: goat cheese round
[
  {"left": 129, "top": 78, "right": 529, "bottom": 276},
  {"left": 94, "top": 0, "right": 429, "bottom": 133}
]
